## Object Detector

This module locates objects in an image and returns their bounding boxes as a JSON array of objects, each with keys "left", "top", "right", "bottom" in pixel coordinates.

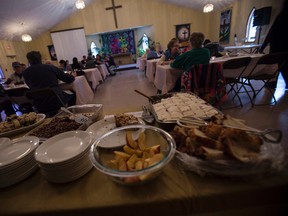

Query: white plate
[
  {"left": 0, "top": 136, "right": 39, "bottom": 167},
  {"left": 35, "top": 131, "right": 92, "bottom": 164},
  {"left": 86, "top": 115, "right": 145, "bottom": 148},
  {"left": 0, "top": 114, "right": 46, "bottom": 137}
]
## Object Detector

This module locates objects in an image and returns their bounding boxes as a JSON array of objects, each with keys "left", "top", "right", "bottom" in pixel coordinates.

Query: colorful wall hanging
[
  {"left": 101, "top": 30, "right": 136, "bottom": 55},
  {"left": 219, "top": 8, "right": 232, "bottom": 43},
  {"left": 176, "top": 23, "right": 190, "bottom": 47}
]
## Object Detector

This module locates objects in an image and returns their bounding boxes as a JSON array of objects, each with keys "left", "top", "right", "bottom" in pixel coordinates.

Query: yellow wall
[{"left": 0, "top": 0, "right": 284, "bottom": 78}]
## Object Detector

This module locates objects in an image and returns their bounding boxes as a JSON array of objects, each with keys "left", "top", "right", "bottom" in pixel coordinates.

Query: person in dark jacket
[
  {"left": 23, "top": 51, "right": 76, "bottom": 113},
  {"left": 259, "top": 0, "right": 288, "bottom": 89}
]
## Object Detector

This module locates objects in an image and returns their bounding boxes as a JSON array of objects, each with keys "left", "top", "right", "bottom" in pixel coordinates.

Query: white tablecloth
[
  {"left": 136, "top": 57, "right": 147, "bottom": 71},
  {"left": 96, "top": 64, "right": 110, "bottom": 79},
  {"left": 146, "top": 59, "right": 159, "bottom": 82},
  {"left": 154, "top": 65, "right": 184, "bottom": 94},
  {"left": 83, "top": 68, "right": 103, "bottom": 90},
  {"left": 60, "top": 76, "right": 94, "bottom": 105}
]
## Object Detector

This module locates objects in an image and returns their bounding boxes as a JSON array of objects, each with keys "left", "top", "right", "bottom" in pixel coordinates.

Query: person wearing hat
[{"left": 4, "top": 61, "right": 25, "bottom": 85}]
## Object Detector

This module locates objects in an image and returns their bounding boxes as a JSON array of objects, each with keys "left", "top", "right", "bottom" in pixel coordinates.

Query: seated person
[
  {"left": 59, "top": 59, "right": 72, "bottom": 72},
  {"left": 203, "top": 40, "right": 223, "bottom": 57},
  {"left": 155, "top": 42, "right": 163, "bottom": 57},
  {"left": 141, "top": 48, "right": 150, "bottom": 58},
  {"left": 95, "top": 54, "right": 103, "bottom": 65},
  {"left": 171, "top": 32, "right": 210, "bottom": 91},
  {"left": 146, "top": 45, "right": 159, "bottom": 60},
  {"left": 4, "top": 61, "right": 25, "bottom": 85},
  {"left": 23, "top": 51, "right": 76, "bottom": 114},
  {"left": 71, "top": 57, "right": 83, "bottom": 70},
  {"left": 81, "top": 55, "right": 87, "bottom": 65},
  {"left": 157, "top": 38, "right": 180, "bottom": 65},
  {"left": 85, "top": 56, "right": 96, "bottom": 68}
]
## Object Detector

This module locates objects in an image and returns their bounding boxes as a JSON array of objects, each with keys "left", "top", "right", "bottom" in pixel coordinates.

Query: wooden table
[{"left": 0, "top": 158, "right": 287, "bottom": 216}]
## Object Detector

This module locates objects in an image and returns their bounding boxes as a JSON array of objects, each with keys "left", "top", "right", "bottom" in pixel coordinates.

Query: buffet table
[{"left": 0, "top": 158, "right": 287, "bottom": 216}]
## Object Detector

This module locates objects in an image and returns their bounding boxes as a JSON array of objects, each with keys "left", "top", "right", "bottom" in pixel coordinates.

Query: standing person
[
  {"left": 259, "top": 0, "right": 288, "bottom": 89},
  {"left": 23, "top": 51, "right": 76, "bottom": 113},
  {"left": 4, "top": 62, "right": 25, "bottom": 85}
]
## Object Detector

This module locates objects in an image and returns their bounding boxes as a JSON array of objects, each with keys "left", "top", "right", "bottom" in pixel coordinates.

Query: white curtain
[{"left": 51, "top": 28, "right": 87, "bottom": 63}]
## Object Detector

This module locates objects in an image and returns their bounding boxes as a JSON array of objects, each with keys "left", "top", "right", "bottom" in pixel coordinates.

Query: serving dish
[
  {"left": 89, "top": 125, "right": 176, "bottom": 185},
  {"left": 0, "top": 114, "right": 46, "bottom": 137},
  {"left": 147, "top": 92, "right": 220, "bottom": 131},
  {"left": 172, "top": 115, "right": 286, "bottom": 177},
  {"left": 86, "top": 113, "right": 145, "bottom": 148}
]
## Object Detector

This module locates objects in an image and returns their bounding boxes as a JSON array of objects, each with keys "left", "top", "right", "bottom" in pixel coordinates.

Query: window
[
  {"left": 90, "top": 41, "right": 98, "bottom": 57},
  {"left": 142, "top": 34, "right": 149, "bottom": 51},
  {"left": 245, "top": 8, "right": 257, "bottom": 43},
  {"left": 0, "top": 65, "right": 5, "bottom": 80}
]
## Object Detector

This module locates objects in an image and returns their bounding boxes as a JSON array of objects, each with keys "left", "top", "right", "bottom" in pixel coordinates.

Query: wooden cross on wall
[{"left": 106, "top": 0, "right": 122, "bottom": 29}]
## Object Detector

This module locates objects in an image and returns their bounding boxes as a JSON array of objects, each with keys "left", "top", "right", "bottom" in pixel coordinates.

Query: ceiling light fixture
[
  {"left": 21, "top": 33, "right": 32, "bottom": 42},
  {"left": 203, "top": 4, "right": 214, "bottom": 13},
  {"left": 75, "top": 0, "right": 85, "bottom": 9}
]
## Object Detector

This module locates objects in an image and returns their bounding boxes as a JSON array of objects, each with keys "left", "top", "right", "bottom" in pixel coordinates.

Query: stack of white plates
[
  {"left": 0, "top": 136, "right": 40, "bottom": 188},
  {"left": 34, "top": 131, "right": 93, "bottom": 183}
]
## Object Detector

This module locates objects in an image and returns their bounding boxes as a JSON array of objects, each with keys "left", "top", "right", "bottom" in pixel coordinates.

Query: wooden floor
[{"left": 93, "top": 68, "right": 288, "bottom": 151}]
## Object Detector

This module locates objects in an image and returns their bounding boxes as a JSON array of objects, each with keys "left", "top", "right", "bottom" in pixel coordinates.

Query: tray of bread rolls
[{"left": 171, "top": 114, "right": 286, "bottom": 177}]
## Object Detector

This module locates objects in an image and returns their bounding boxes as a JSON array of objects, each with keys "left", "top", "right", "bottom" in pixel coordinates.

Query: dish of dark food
[{"left": 29, "top": 117, "right": 81, "bottom": 138}]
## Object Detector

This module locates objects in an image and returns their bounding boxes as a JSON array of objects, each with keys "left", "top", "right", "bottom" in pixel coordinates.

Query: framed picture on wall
[
  {"left": 176, "top": 23, "right": 190, "bottom": 47},
  {"left": 219, "top": 8, "right": 232, "bottom": 43},
  {"left": 47, "top": 45, "right": 57, "bottom": 60}
]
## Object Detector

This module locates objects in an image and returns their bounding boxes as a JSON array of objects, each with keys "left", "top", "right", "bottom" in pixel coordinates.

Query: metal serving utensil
[
  {"left": 177, "top": 116, "right": 282, "bottom": 143},
  {"left": 142, "top": 105, "right": 154, "bottom": 124}
]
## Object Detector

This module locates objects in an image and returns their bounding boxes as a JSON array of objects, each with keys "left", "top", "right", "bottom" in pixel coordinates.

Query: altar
[{"left": 112, "top": 53, "right": 134, "bottom": 65}]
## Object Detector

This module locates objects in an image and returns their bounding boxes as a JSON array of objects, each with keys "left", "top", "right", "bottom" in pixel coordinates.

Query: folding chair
[
  {"left": 241, "top": 52, "right": 288, "bottom": 106},
  {"left": 0, "top": 85, "right": 33, "bottom": 113},
  {"left": 181, "top": 63, "right": 227, "bottom": 106},
  {"left": 222, "top": 57, "right": 252, "bottom": 107},
  {"left": 25, "top": 87, "right": 67, "bottom": 117}
]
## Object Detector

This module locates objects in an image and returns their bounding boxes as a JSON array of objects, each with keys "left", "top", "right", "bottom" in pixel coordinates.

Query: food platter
[
  {"left": 173, "top": 114, "right": 286, "bottom": 177},
  {"left": 0, "top": 114, "right": 46, "bottom": 137},
  {"left": 149, "top": 92, "right": 220, "bottom": 124},
  {"left": 86, "top": 114, "right": 145, "bottom": 148},
  {"left": 176, "top": 142, "right": 286, "bottom": 177}
]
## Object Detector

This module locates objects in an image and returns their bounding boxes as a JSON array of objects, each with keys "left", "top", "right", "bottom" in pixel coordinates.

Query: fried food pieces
[{"left": 171, "top": 115, "right": 263, "bottom": 162}]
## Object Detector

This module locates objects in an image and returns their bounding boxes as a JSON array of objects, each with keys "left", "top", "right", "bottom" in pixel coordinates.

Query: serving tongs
[{"left": 177, "top": 116, "right": 282, "bottom": 144}]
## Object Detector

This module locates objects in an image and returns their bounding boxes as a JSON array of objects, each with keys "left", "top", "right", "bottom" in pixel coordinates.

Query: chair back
[
  {"left": 222, "top": 57, "right": 252, "bottom": 78},
  {"left": 25, "top": 87, "right": 66, "bottom": 116},
  {"left": 181, "top": 63, "right": 227, "bottom": 106},
  {"left": 248, "top": 52, "right": 288, "bottom": 77}
]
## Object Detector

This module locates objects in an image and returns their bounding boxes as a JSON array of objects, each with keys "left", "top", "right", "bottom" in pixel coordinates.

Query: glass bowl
[{"left": 89, "top": 125, "right": 176, "bottom": 185}]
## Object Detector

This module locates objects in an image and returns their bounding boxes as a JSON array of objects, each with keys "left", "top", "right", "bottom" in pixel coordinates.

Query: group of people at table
[
  {"left": 0, "top": 51, "right": 117, "bottom": 121},
  {"left": 139, "top": 30, "right": 287, "bottom": 103}
]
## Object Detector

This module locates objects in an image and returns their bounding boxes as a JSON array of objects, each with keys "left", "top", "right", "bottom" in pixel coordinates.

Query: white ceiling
[{"left": 0, "top": 0, "right": 238, "bottom": 41}]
